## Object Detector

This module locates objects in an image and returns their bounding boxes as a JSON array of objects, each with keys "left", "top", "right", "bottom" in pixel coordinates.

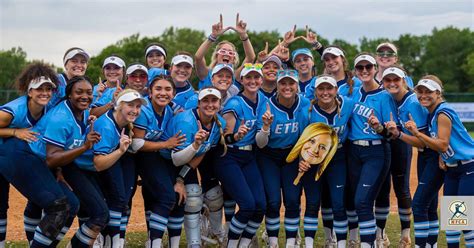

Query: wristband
[
  {"left": 176, "top": 176, "right": 185, "bottom": 184},
  {"left": 179, "top": 165, "right": 191, "bottom": 179},
  {"left": 224, "top": 133, "right": 237, "bottom": 144},
  {"left": 240, "top": 36, "right": 249, "bottom": 42},
  {"left": 312, "top": 41, "right": 322, "bottom": 50},
  {"left": 208, "top": 35, "right": 217, "bottom": 42},
  {"left": 375, "top": 125, "right": 384, "bottom": 133}
]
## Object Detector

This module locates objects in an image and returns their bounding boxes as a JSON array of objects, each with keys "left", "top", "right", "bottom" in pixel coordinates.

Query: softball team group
[{"left": 0, "top": 14, "right": 473, "bottom": 248}]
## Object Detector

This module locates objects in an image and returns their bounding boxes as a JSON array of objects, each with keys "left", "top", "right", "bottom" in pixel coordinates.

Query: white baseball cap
[
  {"left": 415, "top": 79, "right": 442, "bottom": 92},
  {"left": 145, "top": 45, "right": 167, "bottom": 58},
  {"left": 126, "top": 64, "right": 148, "bottom": 75},
  {"left": 211, "top": 64, "right": 234, "bottom": 77},
  {"left": 354, "top": 54, "right": 377, "bottom": 67},
  {"left": 382, "top": 67, "right": 406, "bottom": 79},
  {"left": 28, "top": 76, "right": 56, "bottom": 91},
  {"left": 321, "top": 47, "right": 345, "bottom": 60},
  {"left": 315, "top": 75, "right": 337, "bottom": 88},
  {"left": 115, "top": 90, "right": 147, "bottom": 106},
  {"left": 376, "top": 42, "right": 398, "bottom": 54},
  {"left": 171, "top": 55, "right": 194, "bottom": 67},
  {"left": 63, "top": 48, "right": 90, "bottom": 65},
  {"left": 262, "top": 55, "right": 282, "bottom": 68},
  {"left": 102, "top": 56, "right": 126, "bottom": 68},
  {"left": 198, "top": 88, "right": 222, "bottom": 100}
]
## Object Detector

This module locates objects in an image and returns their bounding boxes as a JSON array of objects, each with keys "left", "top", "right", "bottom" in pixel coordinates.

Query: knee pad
[
  {"left": 38, "top": 197, "right": 69, "bottom": 239},
  {"left": 204, "top": 186, "right": 223, "bottom": 212},
  {"left": 184, "top": 184, "right": 203, "bottom": 214}
]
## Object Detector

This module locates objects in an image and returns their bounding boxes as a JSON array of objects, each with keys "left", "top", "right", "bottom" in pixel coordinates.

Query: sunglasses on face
[
  {"left": 129, "top": 74, "right": 147, "bottom": 80},
  {"left": 277, "top": 69, "right": 298, "bottom": 78},
  {"left": 377, "top": 51, "right": 397, "bottom": 58},
  {"left": 243, "top": 63, "right": 263, "bottom": 70},
  {"left": 217, "top": 49, "right": 236, "bottom": 57},
  {"left": 355, "top": 64, "right": 374, "bottom": 72}
]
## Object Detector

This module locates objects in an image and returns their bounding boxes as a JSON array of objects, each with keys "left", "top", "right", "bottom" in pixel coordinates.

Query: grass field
[{"left": 5, "top": 213, "right": 464, "bottom": 247}]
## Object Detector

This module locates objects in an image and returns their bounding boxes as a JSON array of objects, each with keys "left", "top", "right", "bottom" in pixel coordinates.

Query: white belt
[
  {"left": 352, "top": 140, "right": 382, "bottom": 147},
  {"left": 227, "top": 144, "right": 253, "bottom": 151},
  {"left": 446, "top": 159, "right": 474, "bottom": 168}
]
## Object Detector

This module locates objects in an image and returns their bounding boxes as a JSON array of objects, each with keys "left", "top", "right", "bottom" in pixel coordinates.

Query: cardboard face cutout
[{"left": 286, "top": 123, "right": 339, "bottom": 185}]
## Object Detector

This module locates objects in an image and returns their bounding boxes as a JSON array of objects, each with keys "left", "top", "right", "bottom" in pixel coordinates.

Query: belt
[
  {"left": 227, "top": 144, "right": 253, "bottom": 151},
  {"left": 418, "top": 148, "right": 425, "bottom": 152},
  {"left": 352, "top": 140, "right": 382, "bottom": 147},
  {"left": 446, "top": 159, "right": 474, "bottom": 168},
  {"left": 337, "top": 143, "right": 343, "bottom": 149}
]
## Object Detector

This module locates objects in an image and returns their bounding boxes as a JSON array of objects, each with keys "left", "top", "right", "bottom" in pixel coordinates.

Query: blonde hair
[
  {"left": 420, "top": 74, "right": 444, "bottom": 98},
  {"left": 383, "top": 64, "right": 409, "bottom": 90},
  {"left": 309, "top": 74, "right": 342, "bottom": 118},
  {"left": 115, "top": 88, "right": 141, "bottom": 138},
  {"left": 286, "top": 123, "right": 338, "bottom": 181},
  {"left": 209, "top": 41, "right": 240, "bottom": 68}
]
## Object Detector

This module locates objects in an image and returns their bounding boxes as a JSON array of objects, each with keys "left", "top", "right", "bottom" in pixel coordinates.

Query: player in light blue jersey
[
  {"left": 0, "top": 63, "right": 59, "bottom": 247},
  {"left": 259, "top": 55, "right": 283, "bottom": 99},
  {"left": 347, "top": 53, "right": 396, "bottom": 247},
  {"left": 185, "top": 63, "right": 239, "bottom": 111},
  {"left": 374, "top": 42, "right": 414, "bottom": 88},
  {"left": 132, "top": 75, "right": 186, "bottom": 247},
  {"left": 164, "top": 87, "right": 226, "bottom": 247},
  {"left": 49, "top": 48, "right": 90, "bottom": 107},
  {"left": 146, "top": 43, "right": 168, "bottom": 70},
  {"left": 194, "top": 14, "right": 255, "bottom": 89},
  {"left": 370, "top": 65, "right": 419, "bottom": 247},
  {"left": 168, "top": 52, "right": 196, "bottom": 113},
  {"left": 255, "top": 69, "right": 310, "bottom": 247},
  {"left": 215, "top": 64, "right": 267, "bottom": 248},
  {"left": 302, "top": 75, "right": 355, "bottom": 248},
  {"left": 92, "top": 89, "right": 146, "bottom": 247},
  {"left": 91, "top": 55, "right": 126, "bottom": 116},
  {"left": 291, "top": 48, "right": 317, "bottom": 95},
  {"left": 405, "top": 75, "right": 474, "bottom": 248}
]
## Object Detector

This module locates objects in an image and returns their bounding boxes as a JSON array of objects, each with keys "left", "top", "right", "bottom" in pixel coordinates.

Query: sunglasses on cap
[
  {"left": 217, "top": 49, "right": 236, "bottom": 57},
  {"left": 277, "top": 69, "right": 298, "bottom": 78},
  {"left": 243, "top": 63, "right": 263, "bottom": 70},
  {"left": 355, "top": 64, "right": 374, "bottom": 72},
  {"left": 377, "top": 51, "right": 397, "bottom": 58}
]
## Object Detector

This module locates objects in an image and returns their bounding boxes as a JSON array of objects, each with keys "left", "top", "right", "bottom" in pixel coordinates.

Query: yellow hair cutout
[{"left": 287, "top": 123, "right": 339, "bottom": 184}]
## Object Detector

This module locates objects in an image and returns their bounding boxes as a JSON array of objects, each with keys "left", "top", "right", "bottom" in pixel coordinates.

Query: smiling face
[
  {"left": 69, "top": 80, "right": 93, "bottom": 111},
  {"left": 28, "top": 84, "right": 54, "bottom": 106},
  {"left": 301, "top": 133, "right": 332, "bottom": 165},
  {"left": 171, "top": 62, "right": 192, "bottom": 83},
  {"left": 323, "top": 54, "right": 344, "bottom": 75},
  {"left": 262, "top": 61, "right": 279, "bottom": 81},
  {"left": 126, "top": 70, "right": 148, "bottom": 92},
  {"left": 119, "top": 99, "right": 142, "bottom": 123},
  {"left": 383, "top": 74, "right": 405, "bottom": 95},
  {"left": 315, "top": 83, "right": 338, "bottom": 105},
  {"left": 198, "top": 95, "right": 221, "bottom": 119},
  {"left": 147, "top": 51, "right": 166, "bottom": 68},
  {"left": 241, "top": 71, "right": 263, "bottom": 94},
  {"left": 215, "top": 43, "right": 236, "bottom": 65},
  {"left": 211, "top": 69, "right": 233, "bottom": 93},
  {"left": 64, "top": 54, "right": 87, "bottom": 78},
  {"left": 103, "top": 64, "right": 124, "bottom": 84},
  {"left": 150, "top": 79, "right": 175, "bottom": 108},
  {"left": 277, "top": 77, "right": 298, "bottom": 99},
  {"left": 293, "top": 54, "right": 314, "bottom": 76},
  {"left": 415, "top": 86, "right": 440, "bottom": 109},
  {"left": 376, "top": 47, "right": 398, "bottom": 69},
  {"left": 355, "top": 61, "right": 376, "bottom": 83}
]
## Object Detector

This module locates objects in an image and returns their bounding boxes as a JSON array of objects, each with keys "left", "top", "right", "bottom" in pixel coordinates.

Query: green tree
[{"left": 0, "top": 47, "right": 28, "bottom": 89}]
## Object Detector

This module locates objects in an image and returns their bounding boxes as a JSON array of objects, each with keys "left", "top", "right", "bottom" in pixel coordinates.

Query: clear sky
[{"left": 1, "top": 0, "right": 472, "bottom": 67}]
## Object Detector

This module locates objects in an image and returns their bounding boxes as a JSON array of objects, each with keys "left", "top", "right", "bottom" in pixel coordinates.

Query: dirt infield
[{"left": 5, "top": 149, "right": 430, "bottom": 241}]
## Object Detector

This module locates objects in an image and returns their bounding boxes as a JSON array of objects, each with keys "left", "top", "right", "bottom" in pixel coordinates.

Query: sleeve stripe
[
  {"left": 43, "top": 137, "right": 65, "bottom": 148},
  {"left": 93, "top": 151, "right": 111, "bottom": 155},
  {"left": 222, "top": 109, "right": 238, "bottom": 120},
  {"left": 0, "top": 107, "right": 14, "bottom": 117},
  {"left": 438, "top": 110, "right": 453, "bottom": 121},
  {"left": 134, "top": 124, "right": 147, "bottom": 130}
]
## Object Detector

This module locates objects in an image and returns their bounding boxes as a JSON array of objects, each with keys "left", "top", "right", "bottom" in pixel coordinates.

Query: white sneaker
[
  {"left": 93, "top": 233, "right": 104, "bottom": 248},
  {"left": 324, "top": 238, "right": 337, "bottom": 248}
]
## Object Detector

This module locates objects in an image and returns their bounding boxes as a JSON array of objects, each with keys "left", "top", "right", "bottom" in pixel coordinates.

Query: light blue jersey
[
  {"left": 256, "top": 95, "right": 310, "bottom": 149},
  {"left": 48, "top": 73, "right": 68, "bottom": 107},
  {"left": 395, "top": 91, "right": 428, "bottom": 133},
  {"left": 222, "top": 92, "right": 267, "bottom": 147},
  {"left": 349, "top": 87, "right": 397, "bottom": 141},
  {"left": 29, "top": 100, "right": 93, "bottom": 170},
  {"left": 428, "top": 102, "right": 474, "bottom": 164},
  {"left": 91, "top": 87, "right": 117, "bottom": 108},
  {"left": 93, "top": 110, "right": 125, "bottom": 156},
  {"left": 161, "top": 108, "right": 225, "bottom": 159},
  {"left": 310, "top": 95, "right": 355, "bottom": 143},
  {"left": 259, "top": 88, "right": 277, "bottom": 99},
  {"left": 134, "top": 97, "right": 174, "bottom": 142},
  {"left": 172, "top": 82, "right": 195, "bottom": 112},
  {"left": 300, "top": 77, "right": 316, "bottom": 98},
  {"left": 305, "top": 76, "right": 361, "bottom": 100}
]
